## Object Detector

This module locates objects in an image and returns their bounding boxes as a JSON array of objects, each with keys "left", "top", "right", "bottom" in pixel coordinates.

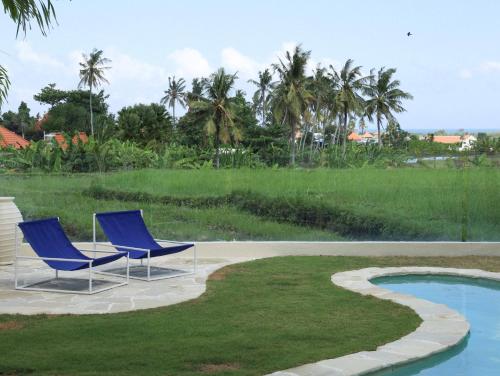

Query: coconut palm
[
  {"left": 329, "top": 59, "right": 370, "bottom": 157},
  {"left": 248, "top": 69, "right": 274, "bottom": 127},
  {"left": 1, "top": 0, "right": 57, "bottom": 107},
  {"left": 3, "top": 0, "right": 56, "bottom": 36},
  {"left": 187, "top": 78, "right": 204, "bottom": 105},
  {"left": 190, "top": 68, "right": 241, "bottom": 169},
  {"left": 0, "top": 65, "right": 10, "bottom": 110},
  {"left": 306, "top": 65, "right": 334, "bottom": 151},
  {"left": 364, "top": 67, "right": 413, "bottom": 148},
  {"left": 78, "top": 49, "right": 111, "bottom": 136},
  {"left": 271, "top": 45, "right": 313, "bottom": 165},
  {"left": 161, "top": 76, "right": 187, "bottom": 127}
]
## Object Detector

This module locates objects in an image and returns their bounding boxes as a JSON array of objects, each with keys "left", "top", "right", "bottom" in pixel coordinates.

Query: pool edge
[{"left": 269, "top": 267, "right": 500, "bottom": 376}]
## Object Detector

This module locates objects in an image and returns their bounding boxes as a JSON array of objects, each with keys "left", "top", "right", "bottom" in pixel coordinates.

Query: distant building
[
  {"left": 348, "top": 131, "right": 377, "bottom": 144},
  {"left": 44, "top": 132, "right": 89, "bottom": 150},
  {"left": 0, "top": 126, "right": 30, "bottom": 149},
  {"left": 348, "top": 132, "right": 362, "bottom": 141},
  {"left": 427, "top": 134, "right": 477, "bottom": 151},
  {"left": 459, "top": 134, "right": 476, "bottom": 151},
  {"left": 432, "top": 135, "right": 462, "bottom": 144}
]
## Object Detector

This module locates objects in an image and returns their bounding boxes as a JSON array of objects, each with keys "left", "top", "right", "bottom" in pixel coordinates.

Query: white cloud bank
[
  {"left": 16, "top": 41, "right": 65, "bottom": 69},
  {"left": 168, "top": 48, "right": 212, "bottom": 78},
  {"left": 480, "top": 61, "right": 500, "bottom": 73},
  {"left": 6, "top": 41, "right": 341, "bottom": 113}
]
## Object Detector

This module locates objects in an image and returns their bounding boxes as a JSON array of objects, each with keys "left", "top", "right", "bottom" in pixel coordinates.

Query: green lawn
[
  {"left": 1, "top": 256, "right": 500, "bottom": 375},
  {"left": 1, "top": 167, "right": 499, "bottom": 241}
]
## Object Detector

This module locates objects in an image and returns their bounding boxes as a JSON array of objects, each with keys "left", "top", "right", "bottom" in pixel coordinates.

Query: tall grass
[
  {"left": 1, "top": 167, "right": 498, "bottom": 240},
  {"left": 97, "top": 168, "right": 499, "bottom": 240},
  {"left": 0, "top": 173, "right": 341, "bottom": 241}
]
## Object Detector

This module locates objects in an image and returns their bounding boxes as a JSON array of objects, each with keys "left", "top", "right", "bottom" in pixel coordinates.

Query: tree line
[{"left": 1, "top": 44, "right": 416, "bottom": 167}]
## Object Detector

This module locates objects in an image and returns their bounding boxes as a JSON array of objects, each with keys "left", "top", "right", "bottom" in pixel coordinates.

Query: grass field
[
  {"left": 1, "top": 167, "right": 498, "bottom": 241},
  {"left": 1, "top": 256, "right": 500, "bottom": 375}
]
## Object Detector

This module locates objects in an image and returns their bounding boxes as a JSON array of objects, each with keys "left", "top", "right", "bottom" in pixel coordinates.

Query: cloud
[
  {"left": 221, "top": 47, "right": 263, "bottom": 79},
  {"left": 480, "top": 61, "right": 500, "bottom": 73},
  {"left": 459, "top": 69, "right": 472, "bottom": 79},
  {"left": 168, "top": 48, "right": 212, "bottom": 78},
  {"left": 15, "top": 41, "right": 64, "bottom": 69},
  {"left": 105, "top": 49, "right": 167, "bottom": 85}
]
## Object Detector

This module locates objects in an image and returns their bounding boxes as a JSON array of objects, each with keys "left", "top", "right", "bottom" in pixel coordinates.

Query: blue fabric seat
[
  {"left": 95, "top": 210, "right": 194, "bottom": 259},
  {"left": 18, "top": 218, "right": 125, "bottom": 271}
]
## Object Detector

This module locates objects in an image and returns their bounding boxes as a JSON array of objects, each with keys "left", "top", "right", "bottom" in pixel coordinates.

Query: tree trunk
[
  {"left": 290, "top": 118, "right": 296, "bottom": 166},
  {"left": 341, "top": 108, "right": 348, "bottom": 159},
  {"left": 215, "top": 126, "right": 220, "bottom": 169},
  {"left": 89, "top": 85, "right": 94, "bottom": 136},
  {"left": 173, "top": 102, "right": 176, "bottom": 128},
  {"left": 262, "top": 96, "right": 266, "bottom": 127},
  {"left": 377, "top": 115, "right": 382, "bottom": 149}
]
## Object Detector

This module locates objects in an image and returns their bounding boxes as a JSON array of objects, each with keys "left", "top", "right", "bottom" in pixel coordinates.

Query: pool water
[{"left": 370, "top": 275, "right": 500, "bottom": 375}]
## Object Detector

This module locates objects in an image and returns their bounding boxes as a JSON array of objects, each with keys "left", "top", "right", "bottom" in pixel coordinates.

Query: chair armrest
[
  {"left": 94, "top": 242, "right": 151, "bottom": 252},
  {"left": 16, "top": 255, "right": 92, "bottom": 263},
  {"left": 79, "top": 248, "right": 126, "bottom": 254},
  {"left": 154, "top": 239, "right": 193, "bottom": 245}
]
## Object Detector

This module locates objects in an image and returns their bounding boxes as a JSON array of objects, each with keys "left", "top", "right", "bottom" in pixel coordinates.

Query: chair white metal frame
[
  {"left": 14, "top": 224, "right": 130, "bottom": 295},
  {"left": 92, "top": 212, "right": 197, "bottom": 282}
]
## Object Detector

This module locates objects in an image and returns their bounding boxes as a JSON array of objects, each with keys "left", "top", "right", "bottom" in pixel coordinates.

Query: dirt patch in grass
[
  {"left": 209, "top": 267, "right": 232, "bottom": 281},
  {"left": 200, "top": 363, "right": 240, "bottom": 373},
  {"left": 0, "top": 321, "right": 23, "bottom": 331}
]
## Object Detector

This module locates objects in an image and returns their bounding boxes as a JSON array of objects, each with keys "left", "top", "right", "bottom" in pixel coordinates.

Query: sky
[{"left": 1, "top": 0, "right": 499, "bottom": 131}]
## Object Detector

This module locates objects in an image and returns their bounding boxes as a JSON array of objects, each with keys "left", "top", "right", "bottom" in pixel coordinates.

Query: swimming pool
[{"left": 370, "top": 275, "right": 500, "bottom": 375}]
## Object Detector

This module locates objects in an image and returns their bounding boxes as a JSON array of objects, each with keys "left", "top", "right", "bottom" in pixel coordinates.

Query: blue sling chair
[
  {"left": 94, "top": 210, "right": 196, "bottom": 281},
  {"left": 16, "top": 218, "right": 129, "bottom": 294}
]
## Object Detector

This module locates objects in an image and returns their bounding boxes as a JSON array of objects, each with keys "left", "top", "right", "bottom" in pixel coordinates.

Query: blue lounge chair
[
  {"left": 94, "top": 210, "right": 196, "bottom": 281},
  {"left": 16, "top": 218, "right": 129, "bottom": 294}
]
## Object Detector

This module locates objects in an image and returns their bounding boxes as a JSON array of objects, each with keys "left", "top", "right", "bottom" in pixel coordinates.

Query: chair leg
[
  {"left": 193, "top": 243, "right": 197, "bottom": 273},
  {"left": 55, "top": 270, "right": 59, "bottom": 279},
  {"left": 14, "top": 226, "right": 18, "bottom": 289},
  {"left": 147, "top": 253, "right": 151, "bottom": 281},
  {"left": 126, "top": 254, "right": 130, "bottom": 283},
  {"left": 89, "top": 264, "right": 93, "bottom": 293}
]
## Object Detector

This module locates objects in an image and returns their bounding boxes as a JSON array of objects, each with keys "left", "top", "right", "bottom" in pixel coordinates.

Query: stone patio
[{"left": 0, "top": 255, "right": 253, "bottom": 314}]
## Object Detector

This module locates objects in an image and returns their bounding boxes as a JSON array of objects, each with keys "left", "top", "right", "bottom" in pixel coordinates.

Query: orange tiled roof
[
  {"left": 432, "top": 135, "right": 461, "bottom": 144},
  {"left": 0, "top": 126, "right": 30, "bottom": 149},
  {"left": 348, "top": 132, "right": 362, "bottom": 141},
  {"left": 53, "top": 132, "right": 89, "bottom": 150}
]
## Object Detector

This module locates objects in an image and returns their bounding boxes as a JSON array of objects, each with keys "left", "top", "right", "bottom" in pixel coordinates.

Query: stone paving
[{"left": 0, "top": 256, "right": 253, "bottom": 314}]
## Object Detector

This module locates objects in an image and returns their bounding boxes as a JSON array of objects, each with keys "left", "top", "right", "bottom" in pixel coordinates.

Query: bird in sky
[{"left": 407, "top": 32, "right": 413, "bottom": 37}]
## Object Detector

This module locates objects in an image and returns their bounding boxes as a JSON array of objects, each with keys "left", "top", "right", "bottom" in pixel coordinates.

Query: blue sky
[{"left": 1, "top": 0, "right": 499, "bottom": 131}]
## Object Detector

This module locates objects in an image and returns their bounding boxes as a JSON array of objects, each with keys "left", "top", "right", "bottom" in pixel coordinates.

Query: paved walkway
[
  {"left": 1, "top": 241, "right": 499, "bottom": 315},
  {"left": 0, "top": 256, "right": 253, "bottom": 314}
]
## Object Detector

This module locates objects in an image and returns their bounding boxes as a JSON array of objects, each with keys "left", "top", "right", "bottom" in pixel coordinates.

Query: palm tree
[
  {"left": 190, "top": 68, "right": 241, "bottom": 169},
  {"left": 0, "top": 65, "right": 10, "bottom": 110},
  {"left": 364, "top": 67, "right": 413, "bottom": 148},
  {"left": 329, "top": 59, "right": 370, "bottom": 157},
  {"left": 78, "top": 49, "right": 111, "bottom": 136},
  {"left": 248, "top": 69, "right": 274, "bottom": 127},
  {"left": 307, "top": 65, "right": 334, "bottom": 151},
  {"left": 187, "top": 78, "right": 204, "bottom": 105},
  {"left": 271, "top": 46, "right": 313, "bottom": 165},
  {"left": 161, "top": 76, "right": 187, "bottom": 127},
  {"left": 1, "top": 0, "right": 57, "bottom": 107}
]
